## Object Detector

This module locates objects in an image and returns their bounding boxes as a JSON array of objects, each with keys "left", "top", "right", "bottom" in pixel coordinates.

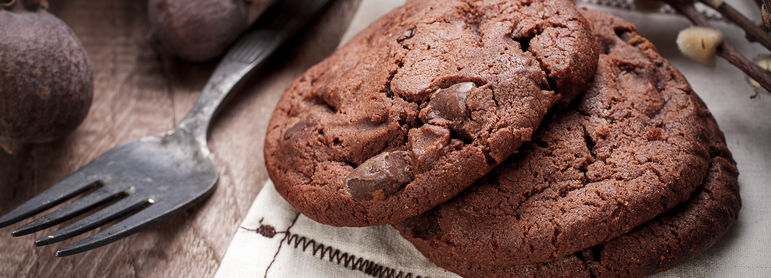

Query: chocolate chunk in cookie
[{"left": 346, "top": 151, "right": 412, "bottom": 201}]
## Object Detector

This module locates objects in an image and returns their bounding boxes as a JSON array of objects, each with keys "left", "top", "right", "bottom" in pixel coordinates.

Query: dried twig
[
  {"left": 663, "top": 0, "right": 771, "bottom": 93},
  {"left": 1, "top": 0, "right": 17, "bottom": 8},
  {"left": 698, "top": 0, "right": 771, "bottom": 51},
  {"left": 762, "top": 0, "right": 771, "bottom": 30}
]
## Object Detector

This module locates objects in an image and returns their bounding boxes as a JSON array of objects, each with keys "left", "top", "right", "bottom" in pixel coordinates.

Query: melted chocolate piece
[
  {"left": 346, "top": 151, "right": 412, "bottom": 201},
  {"left": 427, "top": 82, "right": 474, "bottom": 122},
  {"left": 282, "top": 119, "right": 314, "bottom": 141},
  {"left": 409, "top": 124, "right": 450, "bottom": 170},
  {"left": 397, "top": 28, "right": 415, "bottom": 42}
]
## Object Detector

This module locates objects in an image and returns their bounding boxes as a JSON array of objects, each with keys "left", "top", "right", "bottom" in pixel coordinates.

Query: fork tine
[
  {"left": 12, "top": 187, "right": 128, "bottom": 236},
  {"left": 34, "top": 196, "right": 149, "bottom": 247},
  {"left": 0, "top": 171, "right": 99, "bottom": 228},
  {"left": 54, "top": 200, "right": 171, "bottom": 257}
]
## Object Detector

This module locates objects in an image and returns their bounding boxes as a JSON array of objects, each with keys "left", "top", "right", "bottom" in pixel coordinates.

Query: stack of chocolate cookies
[{"left": 264, "top": 0, "right": 740, "bottom": 277}]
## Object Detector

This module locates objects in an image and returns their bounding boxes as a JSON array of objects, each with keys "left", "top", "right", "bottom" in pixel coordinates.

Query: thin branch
[
  {"left": 663, "top": 0, "right": 771, "bottom": 93},
  {"left": 719, "top": 43, "right": 769, "bottom": 88},
  {"left": 1, "top": 0, "right": 17, "bottom": 8},
  {"left": 763, "top": 0, "right": 771, "bottom": 30},
  {"left": 699, "top": 0, "right": 771, "bottom": 51}
]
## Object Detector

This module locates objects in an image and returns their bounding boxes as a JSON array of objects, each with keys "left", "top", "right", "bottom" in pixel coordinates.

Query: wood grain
[{"left": 0, "top": 0, "right": 361, "bottom": 276}]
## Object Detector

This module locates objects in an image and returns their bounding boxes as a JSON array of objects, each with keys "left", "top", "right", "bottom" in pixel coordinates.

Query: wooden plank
[{"left": 0, "top": 0, "right": 361, "bottom": 276}]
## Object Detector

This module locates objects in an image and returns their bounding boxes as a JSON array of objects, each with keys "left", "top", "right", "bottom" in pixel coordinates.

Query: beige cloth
[{"left": 215, "top": 0, "right": 771, "bottom": 277}]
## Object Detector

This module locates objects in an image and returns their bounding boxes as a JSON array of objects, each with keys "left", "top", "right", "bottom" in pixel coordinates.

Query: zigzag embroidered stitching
[
  {"left": 246, "top": 221, "right": 424, "bottom": 278},
  {"left": 282, "top": 231, "right": 423, "bottom": 278}
]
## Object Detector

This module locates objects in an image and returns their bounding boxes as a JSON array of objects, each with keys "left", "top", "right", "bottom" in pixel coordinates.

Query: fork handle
[
  {"left": 176, "top": 0, "right": 331, "bottom": 143},
  {"left": 177, "top": 61, "right": 255, "bottom": 142}
]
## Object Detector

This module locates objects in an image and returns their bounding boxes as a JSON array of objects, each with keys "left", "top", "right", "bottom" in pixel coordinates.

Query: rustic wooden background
[{"left": 0, "top": 0, "right": 360, "bottom": 276}]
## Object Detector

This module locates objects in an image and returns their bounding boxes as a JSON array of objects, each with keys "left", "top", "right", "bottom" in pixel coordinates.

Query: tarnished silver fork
[{"left": 0, "top": 0, "right": 330, "bottom": 256}]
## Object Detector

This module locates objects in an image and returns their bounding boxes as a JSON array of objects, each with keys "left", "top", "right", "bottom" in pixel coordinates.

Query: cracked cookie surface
[
  {"left": 394, "top": 9, "right": 738, "bottom": 270},
  {"left": 264, "top": 0, "right": 598, "bottom": 226},
  {"left": 398, "top": 152, "right": 739, "bottom": 278}
]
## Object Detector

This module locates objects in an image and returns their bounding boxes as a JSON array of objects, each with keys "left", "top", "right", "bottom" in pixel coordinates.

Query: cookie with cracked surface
[
  {"left": 398, "top": 154, "right": 739, "bottom": 277},
  {"left": 394, "top": 9, "right": 737, "bottom": 269},
  {"left": 264, "top": 0, "right": 598, "bottom": 226}
]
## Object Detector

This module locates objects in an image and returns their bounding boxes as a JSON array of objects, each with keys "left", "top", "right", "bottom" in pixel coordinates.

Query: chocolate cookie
[
  {"left": 399, "top": 154, "right": 739, "bottom": 277},
  {"left": 264, "top": 0, "right": 598, "bottom": 226},
  {"left": 394, "top": 8, "right": 738, "bottom": 270}
]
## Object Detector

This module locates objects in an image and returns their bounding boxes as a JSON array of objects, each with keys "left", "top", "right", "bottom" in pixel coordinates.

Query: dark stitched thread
[
  {"left": 263, "top": 213, "right": 301, "bottom": 278},
  {"left": 245, "top": 215, "right": 425, "bottom": 278},
  {"left": 281, "top": 231, "right": 424, "bottom": 278}
]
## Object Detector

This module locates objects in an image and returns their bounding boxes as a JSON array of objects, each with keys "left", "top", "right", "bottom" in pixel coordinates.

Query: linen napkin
[
  {"left": 214, "top": 181, "right": 458, "bottom": 278},
  {"left": 216, "top": 0, "right": 771, "bottom": 277}
]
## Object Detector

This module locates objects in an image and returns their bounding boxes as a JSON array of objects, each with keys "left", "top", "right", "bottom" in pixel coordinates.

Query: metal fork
[{"left": 0, "top": 0, "right": 330, "bottom": 257}]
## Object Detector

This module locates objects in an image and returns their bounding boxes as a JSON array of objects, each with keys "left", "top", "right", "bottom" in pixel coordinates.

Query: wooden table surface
[{"left": 0, "top": 0, "right": 360, "bottom": 276}]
